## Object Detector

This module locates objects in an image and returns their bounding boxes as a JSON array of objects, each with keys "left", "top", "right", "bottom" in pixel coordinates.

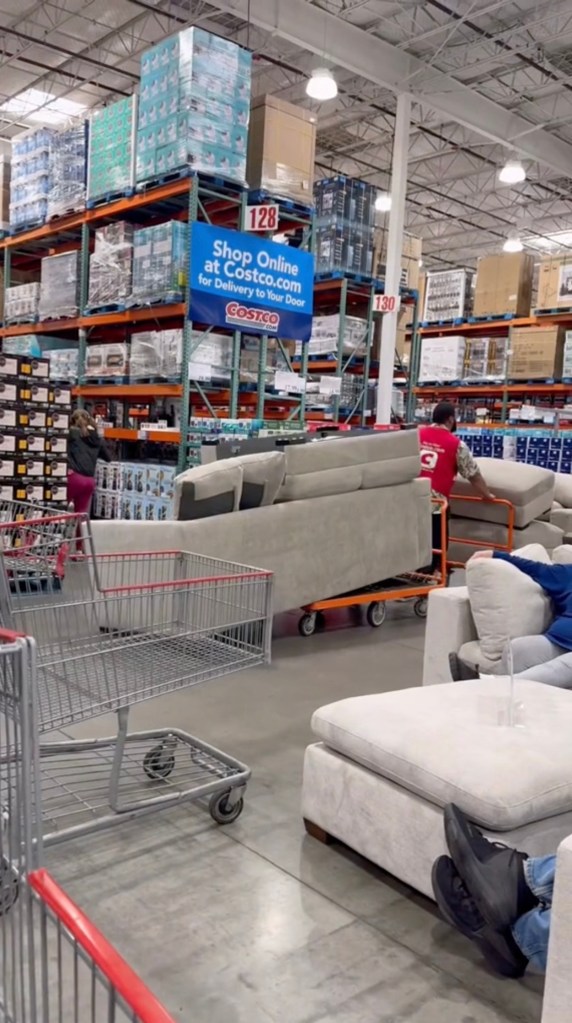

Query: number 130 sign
[
  {"left": 373, "top": 294, "right": 401, "bottom": 313},
  {"left": 245, "top": 204, "right": 279, "bottom": 233}
]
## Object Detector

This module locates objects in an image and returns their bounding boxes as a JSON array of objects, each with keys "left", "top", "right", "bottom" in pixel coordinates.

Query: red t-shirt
[{"left": 418, "top": 425, "right": 460, "bottom": 498}]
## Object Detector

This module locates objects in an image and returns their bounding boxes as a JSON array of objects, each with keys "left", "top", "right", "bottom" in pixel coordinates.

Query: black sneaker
[
  {"left": 448, "top": 652, "right": 479, "bottom": 681},
  {"left": 432, "top": 856, "right": 528, "bottom": 978},
  {"left": 444, "top": 803, "right": 537, "bottom": 931}
]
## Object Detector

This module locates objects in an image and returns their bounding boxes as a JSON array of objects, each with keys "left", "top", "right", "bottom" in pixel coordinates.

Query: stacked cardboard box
[
  {"left": 47, "top": 121, "right": 88, "bottom": 218},
  {"left": 130, "top": 330, "right": 182, "bottom": 380},
  {"left": 507, "top": 326, "right": 565, "bottom": 380},
  {"left": 372, "top": 232, "right": 422, "bottom": 292},
  {"left": 130, "top": 221, "right": 187, "bottom": 304},
  {"left": 85, "top": 343, "right": 129, "bottom": 381},
  {"left": 10, "top": 127, "right": 57, "bottom": 231},
  {"left": 314, "top": 176, "right": 376, "bottom": 277},
  {"left": 240, "top": 337, "right": 295, "bottom": 382},
  {"left": 473, "top": 253, "right": 533, "bottom": 318},
  {"left": 0, "top": 354, "right": 70, "bottom": 506},
  {"left": 423, "top": 269, "right": 473, "bottom": 322},
  {"left": 295, "top": 314, "right": 369, "bottom": 358},
  {"left": 136, "top": 27, "right": 251, "bottom": 185},
  {"left": 87, "top": 97, "right": 136, "bottom": 203},
  {"left": 418, "top": 335, "right": 466, "bottom": 383},
  {"left": 537, "top": 255, "right": 572, "bottom": 311},
  {"left": 95, "top": 461, "right": 175, "bottom": 521},
  {"left": 87, "top": 222, "right": 134, "bottom": 311},
  {"left": 247, "top": 95, "right": 316, "bottom": 205},
  {"left": 464, "top": 337, "right": 508, "bottom": 380},
  {"left": 38, "top": 251, "right": 81, "bottom": 320}
]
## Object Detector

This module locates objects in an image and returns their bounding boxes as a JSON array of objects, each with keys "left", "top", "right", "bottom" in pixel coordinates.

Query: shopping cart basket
[
  {"left": 0, "top": 629, "right": 176, "bottom": 1022},
  {"left": 0, "top": 499, "right": 273, "bottom": 845}
]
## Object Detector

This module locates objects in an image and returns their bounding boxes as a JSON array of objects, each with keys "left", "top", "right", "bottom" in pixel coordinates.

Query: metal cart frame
[{"left": 447, "top": 495, "right": 515, "bottom": 568}]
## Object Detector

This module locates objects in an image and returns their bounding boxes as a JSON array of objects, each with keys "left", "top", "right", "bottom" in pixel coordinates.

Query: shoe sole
[
  {"left": 444, "top": 805, "right": 516, "bottom": 931},
  {"left": 431, "top": 858, "right": 525, "bottom": 979}
]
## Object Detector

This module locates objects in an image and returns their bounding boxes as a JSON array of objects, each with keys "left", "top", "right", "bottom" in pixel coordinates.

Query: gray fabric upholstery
[
  {"left": 451, "top": 458, "right": 555, "bottom": 528},
  {"left": 311, "top": 678, "right": 572, "bottom": 830},
  {"left": 174, "top": 462, "right": 243, "bottom": 520},
  {"left": 448, "top": 517, "right": 563, "bottom": 564},
  {"left": 174, "top": 451, "right": 285, "bottom": 518}
]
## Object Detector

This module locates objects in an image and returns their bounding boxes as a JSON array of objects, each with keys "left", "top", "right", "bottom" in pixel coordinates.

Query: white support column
[{"left": 376, "top": 92, "right": 411, "bottom": 425}]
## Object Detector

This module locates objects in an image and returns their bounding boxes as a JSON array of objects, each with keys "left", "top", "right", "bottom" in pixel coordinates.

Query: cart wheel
[
  {"left": 209, "top": 790, "right": 244, "bottom": 825},
  {"left": 143, "top": 745, "right": 175, "bottom": 781},
  {"left": 366, "top": 601, "right": 386, "bottom": 628},
  {"left": 0, "top": 862, "right": 18, "bottom": 915},
  {"left": 414, "top": 597, "right": 428, "bottom": 619},
  {"left": 298, "top": 612, "right": 317, "bottom": 637}
]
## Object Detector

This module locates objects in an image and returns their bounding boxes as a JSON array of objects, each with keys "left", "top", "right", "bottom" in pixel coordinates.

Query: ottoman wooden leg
[{"left": 304, "top": 818, "right": 334, "bottom": 844}]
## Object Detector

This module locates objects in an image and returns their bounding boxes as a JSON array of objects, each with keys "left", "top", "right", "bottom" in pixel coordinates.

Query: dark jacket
[
  {"left": 68, "top": 426, "right": 111, "bottom": 478},
  {"left": 493, "top": 551, "right": 572, "bottom": 651}
]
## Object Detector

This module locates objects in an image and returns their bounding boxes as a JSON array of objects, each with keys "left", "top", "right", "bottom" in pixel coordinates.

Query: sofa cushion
[
  {"left": 174, "top": 462, "right": 243, "bottom": 520},
  {"left": 553, "top": 545, "right": 572, "bottom": 565},
  {"left": 174, "top": 451, "right": 285, "bottom": 518},
  {"left": 466, "top": 543, "right": 553, "bottom": 663},
  {"left": 450, "top": 459, "right": 554, "bottom": 528},
  {"left": 311, "top": 678, "right": 572, "bottom": 829},
  {"left": 448, "top": 517, "right": 563, "bottom": 564},
  {"left": 554, "top": 473, "right": 572, "bottom": 509}
]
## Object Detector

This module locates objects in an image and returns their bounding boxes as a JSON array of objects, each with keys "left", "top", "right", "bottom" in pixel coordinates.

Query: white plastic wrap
[
  {"left": 87, "top": 222, "right": 134, "bottom": 310},
  {"left": 38, "top": 251, "right": 81, "bottom": 320},
  {"left": 47, "top": 120, "right": 88, "bottom": 219}
]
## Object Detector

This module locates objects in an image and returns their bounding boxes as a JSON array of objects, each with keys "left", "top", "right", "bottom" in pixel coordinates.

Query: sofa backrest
[{"left": 276, "top": 430, "right": 421, "bottom": 502}]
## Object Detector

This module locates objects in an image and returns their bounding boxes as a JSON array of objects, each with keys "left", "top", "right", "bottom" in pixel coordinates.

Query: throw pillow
[
  {"left": 466, "top": 544, "right": 553, "bottom": 663},
  {"left": 174, "top": 463, "right": 243, "bottom": 520}
]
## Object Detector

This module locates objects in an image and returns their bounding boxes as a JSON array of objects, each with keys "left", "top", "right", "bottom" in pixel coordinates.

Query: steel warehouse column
[
  {"left": 376, "top": 93, "right": 411, "bottom": 425},
  {"left": 406, "top": 292, "right": 420, "bottom": 422}
]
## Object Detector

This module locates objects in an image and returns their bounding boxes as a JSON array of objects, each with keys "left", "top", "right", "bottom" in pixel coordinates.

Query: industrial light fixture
[
  {"left": 498, "top": 159, "right": 526, "bottom": 184},
  {"left": 375, "top": 192, "right": 392, "bottom": 212},
  {"left": 306, "top": 68, "right": 338, "bottom": 101},
  {"left": 503, "top": 231, "right": 523, "bottom": 253}
]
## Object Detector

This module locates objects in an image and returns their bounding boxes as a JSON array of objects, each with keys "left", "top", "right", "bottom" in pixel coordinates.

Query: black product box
[
  {"left": 19, "top": 382, "right": 51, "bottom": 405},
  {"left": 51, "top": 384, "right": 72, "bottom": 407},
  {"left": 314, "top": 177, "right": 351, "bottom": 220},
  {"left": 45, "top": 456, "right": 67, "bottom": 479},
  {"left": 20, "top": 408, "right": 47, "bottom": 430},
  {"left": 0, "top": 482, "right": 17, "bottom": 501},
  {"left": 0, "top": 406, "right": 18, "bottom": 429},
  {"left": 0, "top": 354, "right": 23, "bottom": 379},
  {"left": 46, "top": 481, "right": 67, "bottom": 503},
  {"left": 0, "top": 380, "right": 19, "bottom": 404},
  {"left": 48, "top": 410, "right": 70, "bottom": 432},
  {"left": 14, "top": 481, "right": 48, "bottom": 503},
  {"left": 47, "top": 433, "right": 66, "bottom": 455},
  {"left": 0, "top": 431, "right": 19, "bottom": 455},
  {"left": 0, "top": 458, "right": 16, "bottom": 478},
  {"left": 21, "top": 357, "right": 50, "bottom": 381},
  {"left": 23, "top": 432, "right": 48, "bottom": 454},
  {"left": 15, "top": 457, "right": 45, "bottom": 479}
]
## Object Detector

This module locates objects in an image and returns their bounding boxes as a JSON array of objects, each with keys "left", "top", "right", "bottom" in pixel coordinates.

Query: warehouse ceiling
[{"left": 2, "top": 0, "right": 572, "bottom": 269}]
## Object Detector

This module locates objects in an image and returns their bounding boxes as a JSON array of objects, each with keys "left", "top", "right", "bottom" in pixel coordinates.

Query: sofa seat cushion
[
  {"left": 448, "top": 518, "right": 563, "bottom": 565},
  {"left": 311, "top": 678, "right": 572, "bottom": 830},
  {"left": 450, "top": 459, "right": 554, "bottom": 528}
]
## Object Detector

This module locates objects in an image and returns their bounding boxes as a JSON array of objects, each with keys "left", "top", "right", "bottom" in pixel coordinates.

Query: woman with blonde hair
[{"left": 67, "top": 409, "right": 111, "bottom": 516}]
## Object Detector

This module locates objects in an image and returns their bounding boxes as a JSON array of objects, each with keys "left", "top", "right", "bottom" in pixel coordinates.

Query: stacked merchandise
[
  {"left": 314, "top": 176, "right": 376, "bottom": 277},
  {"left": 463, "top": 337, "right": 508, "bottom": 381},
  {"left": 136, "top": 27, "right": 251, "bottom": 186},
  {"left": 130, "top": 329, "right": 182, "bottom": 380},
  {"left": 85, "top": 343, "right": 129, "bottom": 381},
  {"left": 0, "top": 157, "right": 10, "bottom": 234},
  {"left": 10, "top": 127, "right": 57, "bottom": 231},
  {"left": 189, "top": 331, "right": 232, "bottom": 379},
  {"left": 3, "top": 336, "right": 79, "bottom": 382},
  {"left": 46, "top": 121, "right": 88, "bottom": 219},
  {"left": 473, "top": 253, "right": 533, "bottom": 319},
  {"left": 305, "top": 374, "right": 375, "bottom": 414},
  {"left": 46, "top": 349, "right": 79, "bottom": 382},
  {"left": 295, "top": 315, "right": 369, "bottom": 358},
  {"left": 87, "top": 222, "right": 134, "bottom": 312},
  {"left": 87, "top": 97, "right": 136, "bottom": 204},
  {"left": 94, "top": 461, "right": 175, "bottom": 521},
  {"left": 38, "top": 251, "right": 81, "bottom": 320},
  {"left": 129, "top": 221, "right": 187, "bottom": 305},
  {"left": 418, "top": 335, "right": 466, "bottom": 383},
  {"left": 507, "top": 326, "right": 565, "bottom": 380},
  {"left": 247, "top": 95, "right": 316, "bottom": 206},
  {"left": 372, "top": 232, "right": 422, "bottom": 292},
  {"left": 0, "top": 353, "right": 70, "bottom": 506},
  {"left": 4, "top": 282, "right": 41, "bottom": 324},
  {"left": 458, "top": 429, "right": 572, "bottom": 474},
  {"left": 240, "top": 337, "right": 295, "bottom": 383},
  {"left": 423, "top": 270, "right": 473, "bottom": 323},
  {"left": 187, "top": 417, "right": 305, "bottom": 465}
]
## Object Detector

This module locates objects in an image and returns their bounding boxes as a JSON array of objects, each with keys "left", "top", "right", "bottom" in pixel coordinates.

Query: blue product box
[{"left": 561, "top": 461, "right": 572, "bottom": 474}]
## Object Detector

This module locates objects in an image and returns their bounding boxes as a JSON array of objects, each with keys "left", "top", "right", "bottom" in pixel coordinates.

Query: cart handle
[
  {"left": 102, "top": 570, "right": 273, "bottom": 596},
  {"left": 449, "top": 494, "right": 515, "bottom": 552},
  {"left": 28, "top": 869, "right": 177, "bottom": 1023},
  {"left": 0, "top": 628, "right": 25, "bottom": 643}
]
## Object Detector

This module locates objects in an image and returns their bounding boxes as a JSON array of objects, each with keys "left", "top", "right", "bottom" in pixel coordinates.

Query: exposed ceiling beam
[{"left": 203, "top": 0, "right": 572, "bottom": 178}]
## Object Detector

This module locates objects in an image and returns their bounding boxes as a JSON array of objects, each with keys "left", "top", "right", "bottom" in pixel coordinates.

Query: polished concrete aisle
[{"left": 47, "top": 606, "right": 544, "bottom": 1023}]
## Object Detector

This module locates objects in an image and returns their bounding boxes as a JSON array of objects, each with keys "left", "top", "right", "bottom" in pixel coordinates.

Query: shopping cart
[
  {"left": 0, "top": 629, "right": 176, "bottom": 1022},
  {"left": 0, "top": 498, "right": 273, "bottom": 846}
]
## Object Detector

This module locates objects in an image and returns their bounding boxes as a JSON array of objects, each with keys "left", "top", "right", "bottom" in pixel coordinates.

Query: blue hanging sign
[{"left": 189, "top": 222, "right": 314, "bottom": 341}]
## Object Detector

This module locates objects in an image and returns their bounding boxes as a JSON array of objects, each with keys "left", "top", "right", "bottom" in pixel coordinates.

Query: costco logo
[{"left": 225, "top": 302, "right": 280, "bottom": 332}]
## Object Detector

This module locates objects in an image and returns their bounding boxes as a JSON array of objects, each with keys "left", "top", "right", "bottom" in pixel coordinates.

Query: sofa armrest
[
  {"left": 422, "top": 586, "right": 476, "bottom": 686},
  {"left": 541, "top": 835, "right": 572, "bottom": 1023},
  {"left": 550, "top": 507, "right": 572, "bottom": 533}
]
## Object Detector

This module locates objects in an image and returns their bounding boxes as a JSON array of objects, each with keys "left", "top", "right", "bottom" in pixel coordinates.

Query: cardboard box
[
  {"left": 508, "top": 327, "right": 565, "bottom": 380},
  {"left": 372, "top": 231, "right": 422, "bottom": 292},
  {"left": 418, "top": 335, "right": 466, "bottom": 383},
  {"left": 473, "top": 253, "right": 533, "bottom": 317},
  {"left": 247, "top": 95, "right": 316, "bottom": 205},
  {"left": 537, "top": 255, "right": 572, "bottom": 310},
  {"left": 372, "top": 307, "right": 410, "bottom": 361}
]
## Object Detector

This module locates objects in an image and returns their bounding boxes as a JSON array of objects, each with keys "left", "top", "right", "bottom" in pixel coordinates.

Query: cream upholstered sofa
[{"left": 91, "top": 430, "right": 432, "bottom": 616}]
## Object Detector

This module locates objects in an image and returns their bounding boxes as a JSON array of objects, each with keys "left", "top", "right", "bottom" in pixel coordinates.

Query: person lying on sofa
[
  {"left": 449, "top": 548, "right": 572, "bottom": 687},
  {"left": 433, "top": 803, "right": 553, "bottom": 978}
]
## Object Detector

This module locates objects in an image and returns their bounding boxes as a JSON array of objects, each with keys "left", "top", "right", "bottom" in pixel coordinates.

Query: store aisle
[{"left": 46, "top": 606, "right": 543, "bottom": 1023}]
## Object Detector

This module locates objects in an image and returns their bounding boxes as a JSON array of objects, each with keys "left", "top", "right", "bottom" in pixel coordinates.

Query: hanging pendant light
[
  {"left": 306, "top": 68, "right": 338, "bottom": 101},
  {"left": 498, "top": 160, "right": 526, "bottom": 184}
]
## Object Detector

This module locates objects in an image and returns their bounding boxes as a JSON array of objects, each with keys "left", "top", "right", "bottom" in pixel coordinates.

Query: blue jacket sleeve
[{"left": 492, "top": 551, "right": 569, "bottom": 598}]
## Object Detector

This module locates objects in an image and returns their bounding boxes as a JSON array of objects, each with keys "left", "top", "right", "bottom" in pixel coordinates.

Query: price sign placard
[
  {"left": 188, "top": 361, "right": 212, "bottom": 382},
  {"left": 373, "top": 294, "right": 401, "bottom": 314},
  {"left": 274, "top": 370, "right": 306, "bottom": 394},
  {"left": 319, "top": 375, "right": 342, "bottom": 396},
  {"left": 245, "top": 204, "right": 280, "bottom": 233}
]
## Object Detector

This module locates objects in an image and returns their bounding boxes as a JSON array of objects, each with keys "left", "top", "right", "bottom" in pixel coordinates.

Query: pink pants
[{"left": 67, "top": 471, "right": 96, "bottom": 515}]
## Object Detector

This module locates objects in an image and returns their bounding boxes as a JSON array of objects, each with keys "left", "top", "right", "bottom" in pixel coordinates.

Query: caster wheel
[
  {"left": 414, "top": 597, "right": 428, "bottom": 619},
  {"left": 298, "top": 612, "right": 317, "bottom": 637},
  {"left": 366, "top": 601, "right": 386, "bottom": 628},
  {"left": 0, "top": 863, "right": 18, "bottom": 915},
  {"left": 143, "top": 745, "right": 175, "bottom": 781},
  {"left": 209, "top": 790, "right": 244, "bottom": 825}
]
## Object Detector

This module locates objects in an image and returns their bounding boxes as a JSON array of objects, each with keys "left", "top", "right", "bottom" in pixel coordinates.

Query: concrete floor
[{"left": 46, "top": 605, "right": 544, "bottom": 1023}]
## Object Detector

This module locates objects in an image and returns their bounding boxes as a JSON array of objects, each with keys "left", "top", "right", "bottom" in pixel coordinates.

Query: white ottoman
[{"left": 302, "top": 678, "right": 572, "bottom": 898}]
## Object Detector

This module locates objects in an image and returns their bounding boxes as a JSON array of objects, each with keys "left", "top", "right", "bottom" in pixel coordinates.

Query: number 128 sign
[
  {"left": 245, "top": 204, "right": 279, "bottom": 233},
  {"left": 373, "top": 294, "right": 401, "bottom": 313}
]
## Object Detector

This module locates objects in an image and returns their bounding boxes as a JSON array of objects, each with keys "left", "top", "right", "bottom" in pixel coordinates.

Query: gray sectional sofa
[{"left": 91, "top": 431, "right": 432, "bottom": 615}]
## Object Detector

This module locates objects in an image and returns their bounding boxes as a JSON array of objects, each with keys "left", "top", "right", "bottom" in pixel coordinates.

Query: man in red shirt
[{"left": 419, "top": 401, "right": 495, "bottom": 572}]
